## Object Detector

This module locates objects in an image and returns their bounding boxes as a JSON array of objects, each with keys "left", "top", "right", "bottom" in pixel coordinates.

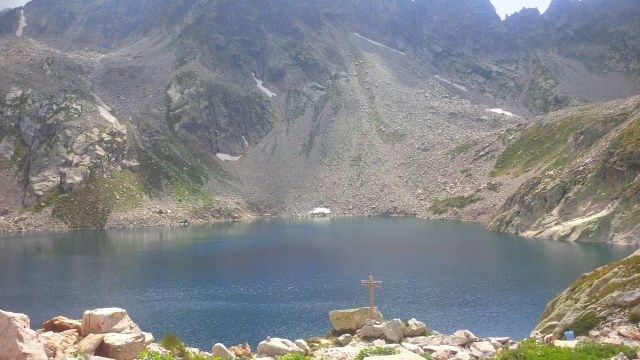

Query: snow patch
[
  {"left": 242, "top": 136, "right": 249, "bottom": 147},
  {"left": 487, "top": 108, "right": 514, "bottom": 116},
  {"left": 252, "top": 73, "right": 276, "bottom": 97},
  {"left": 310, "top": 207, "right": 331, "bottom": 216},
  {"left": 166, "top": 81, "right": 181, "bottom": 103},
  {"left": 434, "top": 75, "right": 467, "bottom": 92},
  {"left": 353, "top": 33, "right": 405, "bottom": 56},
  {"left": 16, "top": 9, "right": 26, "bottom": 37},
  {"left": 216, "top": 153, "right": 242, "bottom": 162}
]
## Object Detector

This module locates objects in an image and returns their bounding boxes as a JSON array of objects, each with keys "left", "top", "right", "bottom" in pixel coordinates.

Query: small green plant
[
  {"left": 495, "top": 338, "right": 638, "bottom": 360},
  {"left": 137, "top": 350, "right": 175, "bottom": 360},
  {"left": 275, "top": 354, "right": 311, "bottom": 360},
  {"left": 159, "top": 333, "right": 186, "bottom": 356},
  {"left": 354, "top": 347, "right": 400, "bottom": 360},
  {"left": 420, "top": 354, "right": 434, "bottom": 360},
  {"left": 628, "top": 309, "right": 640, "bottom": 324}
]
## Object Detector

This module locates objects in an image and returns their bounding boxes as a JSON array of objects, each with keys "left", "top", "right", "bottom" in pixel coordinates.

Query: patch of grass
[
  {"left": 354, "top": 347, "right": 400, "bottom": 360},
  {"left": 276, "top": 354, "right": 311, "bottom": 360},
  {"left": 485, "top": 181, "right": 503, "bottom": 193},
  {"left": 495, "top": 338, "right": 638, "bottom": 360},
  {"left": 492, "top": 103, "right": 637, "bottom": 177},
  {"left": 51, "top": 170, "right": 144, "bottom": 228},
  {"left": 137, "top": 350, "right": 175, "bottom": 360},
  {"left": 629, "top": 310, "right": 640, "bottom": 324},
  {"left": 420, "top": 354, "right": 434, "bottom": 360},
  {"left": 430, "top": 195, "right": 483, "bottom": 215}
]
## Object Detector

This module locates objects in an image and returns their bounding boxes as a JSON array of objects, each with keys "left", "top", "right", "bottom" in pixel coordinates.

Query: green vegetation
[
  {"left": 560, "top": 311, "right": 600, "bottom": 337},
  {"left": 275, "top": 354, "right": 311, "bottom": 360},
  {"left": 568, "top": 254, "right": 640, "bottom": 305},
  {"left": 159, "top": 333, "right": 185, "bottom": 354},
  {"left": 420, "top": 354, "right": 434, "bottom": 360},
  {"left": 430, "top": 195, "right": 483, "bottom": 215},
  {"left": 485, "top": 181, "right": 503, "bottom": 193},
  {"left": 628, "top": 309, "right": 640, "bottom": 324},
  {"left": 137, "top": 350, "right": 175, "bottom": 360},
  {"left": 51, "top": 170, "right": 144, "bottom": 228},
  {"left": 354, "top": 347, "right": 400, "bottom": 360},
  {"left": 494, "top": 339, "right": 638, "bottom": 360},
  {"left": 492, "top": 102, "right": 638, "bottom": 177}
]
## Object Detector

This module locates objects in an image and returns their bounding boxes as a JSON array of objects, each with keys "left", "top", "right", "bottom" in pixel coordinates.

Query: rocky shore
[{"left": 2, "top": 306, "right": 640, "bottom": 360}]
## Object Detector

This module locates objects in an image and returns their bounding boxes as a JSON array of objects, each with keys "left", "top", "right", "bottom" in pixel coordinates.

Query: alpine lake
[{"left": 0, "top": 217, "right": 636, "bottom": 350}]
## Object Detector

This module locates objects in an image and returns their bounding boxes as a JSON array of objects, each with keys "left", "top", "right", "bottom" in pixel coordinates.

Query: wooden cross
[{"left": 360, "top": 275, "right": 382, "bottom": 319}]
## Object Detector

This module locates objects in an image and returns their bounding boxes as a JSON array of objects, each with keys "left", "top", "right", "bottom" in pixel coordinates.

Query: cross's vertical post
[{"left": 360, "top": 275, "right": 382, "bottom": 319}]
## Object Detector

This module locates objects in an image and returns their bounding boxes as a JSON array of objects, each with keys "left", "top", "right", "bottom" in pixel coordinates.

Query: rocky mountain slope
[
  {"left": 536, "top": 249, "right": 640, "bottom": 340},
  {"left": 0, "top": 0, "right": 640, "bottom": 243}
]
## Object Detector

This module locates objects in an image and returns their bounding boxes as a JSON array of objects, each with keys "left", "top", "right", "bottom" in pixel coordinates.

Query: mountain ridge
[{"left": 0, "top": 0, "right": 639, "bottom": 244}]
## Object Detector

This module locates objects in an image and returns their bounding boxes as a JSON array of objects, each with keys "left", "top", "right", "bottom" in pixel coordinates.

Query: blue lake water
[{"left": 0, "top": 217, "right": 635, "bottom": 350}]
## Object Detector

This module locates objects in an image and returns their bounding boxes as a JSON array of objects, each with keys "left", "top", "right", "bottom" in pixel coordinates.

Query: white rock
[
  {"left": 359, "top": 323, "right": 385, "bottom": 339},
  {"left": 95, "top": 333, "right": 145, "bottom": 360},
  {"left": 470, "top": 341, "right": 496, "bottom": 358},
  {"left": 404, "top": 319, "right": 427, "bottom": 337},
  {"left": 257, "top": 338, "right": 304, "bottom": 357},
  {"left": 81, "top": 308, "right": 141, "bottom": 335},
  {"left": 384, "top": 319, "right": 405, "bottom": 343},
  {"left": 294, "top": 339, "right": 311, "bottom": 355},
  {"left": 211, "top": 343, "right": 236, "bottom": 359},
  {"left": 338, "top": 334, "right": 353, "bottom": 346},
  {"left": 0, "top": 309, "right": 47, "bottom": 360},
  {"left": 329, "top": 307, "right": 383, "bottom": 332},
  {"left": 401, "top": 342, "right": 423, "bottom": 354}
]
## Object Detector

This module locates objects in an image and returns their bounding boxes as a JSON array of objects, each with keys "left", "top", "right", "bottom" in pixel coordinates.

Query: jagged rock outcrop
[
  {"left": 536, "top": 249, "right": 640, "bottom": 338},
  {"left": 329, "top": 307, "right": 384, "bottom": 333}
]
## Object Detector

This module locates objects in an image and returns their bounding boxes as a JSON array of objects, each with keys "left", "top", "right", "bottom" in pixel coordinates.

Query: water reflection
[{"left": 0, "top": 217, "right": 635, "bottom": 350}]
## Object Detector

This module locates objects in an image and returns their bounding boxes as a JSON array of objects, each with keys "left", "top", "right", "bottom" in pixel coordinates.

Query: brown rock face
[
  {"left": 42, "top": 316, "right": 82, "bottom": 333},
  {"left": 229, "top": 342, "right": 252, "bottom": 357},
  {"left": 38, "top": 329, "right": 80, "bottom": 357},
  {"left": 0, "top": 309, "right": 48, "bottom": 360}
]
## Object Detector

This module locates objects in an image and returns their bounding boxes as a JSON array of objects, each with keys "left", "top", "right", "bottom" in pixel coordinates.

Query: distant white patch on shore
[
  {"left": 310, "top": 207, "right": 331, "bottom": 216},
  {"left": 242, "top": 136, "right": 249, "bottom": 147},
  {"left": 91, "top": 93, "right": 127, "bottom": 133},
  {"left": 353, "top": 33, "right": 405, "bottom": 56},
  {"left": 252, "top": 73, "right": 276, "bottom": 98},
  {"left": 216, "top": 153, "right": 242, "bottom": 161},
  {"left": 487, "top": 108, "right": 514, "bottom": 116},
  {"left": 434, "top": 75, "right": 468, "bottom": 92},
  {"left": 16, "top": 9, "right": 26, "bottom": 37}
]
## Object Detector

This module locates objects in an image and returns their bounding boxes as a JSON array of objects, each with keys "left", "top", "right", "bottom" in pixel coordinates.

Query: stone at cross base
[{"left": 329, "top": 307, "right": 384, "bottom": 333}]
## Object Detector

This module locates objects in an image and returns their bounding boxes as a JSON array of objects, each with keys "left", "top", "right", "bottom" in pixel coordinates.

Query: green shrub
[
  {"left": 420, "top": 354, "right": 434, "bottom": 360},
  {"left": 354, "top": 347, "right": 400, "bottom": 360},
  {"left": 137, "top": 350, "right": 175, "bottom": 360},
  {"left": 275, "top": 354, "right": 311, "bottom": 360},
  {"left": 561, "top": 311, "right": 600, "bottom": 337},
  {"left": 628, "top": 310, "right": 640, "bottom": 324},
  {"left": 495, "top": 339, "right": 638, "bottom": 360},
  {"left": 159, "top": 333, "right": 186, "bottom": 356}
]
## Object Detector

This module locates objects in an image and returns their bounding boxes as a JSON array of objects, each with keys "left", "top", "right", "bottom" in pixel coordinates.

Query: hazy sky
[
  {"left": 2, "top": 0, "right": 553, "bottom": 19},
  {"left": 490, "top": 0, "right": 553, "bottom": 19}
]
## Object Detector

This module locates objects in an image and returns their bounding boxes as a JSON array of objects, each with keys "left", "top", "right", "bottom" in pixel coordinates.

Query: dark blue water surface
[{"left": 0, "top": 217, "right": 635, "bottom": 350}]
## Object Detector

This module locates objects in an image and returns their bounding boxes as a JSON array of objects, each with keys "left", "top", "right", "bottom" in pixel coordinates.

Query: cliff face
[{"left": 1, "top": 0, "right": 640, "bottom": 236}]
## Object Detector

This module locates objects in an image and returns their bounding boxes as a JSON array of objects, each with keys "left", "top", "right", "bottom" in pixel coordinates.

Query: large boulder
[
  {"left": 211, "top": 343, "right": 236, "bottom": 359},
  {"left": 611, "top": 290, "right": 640, "bottom": 307},
  {"left": 469, "top": 341, "right": 497, "bottom": 359},
  {"left": 329, "top": 308, "right": 384, "bottom": 332},
  {"left": 229, "top": 342, "right": 252, "bottom": 358},
  {"left": 0, "top": 309, "right": 48, "bottom": 360},
  {"left": 256, "top": 337, "right": 305, "bottom": 357},
  {"left": 95, "top": 333, "right": 145, "bottom": 360},
  {"left": 69, "top": 333, "right": 105, "bottom": 356},
  {"left": 358, "top": 322, "right": 385, "bottom": 339},
  {"left": 383, "top": 319, "right": 405, "bottom": 343},
  {"left": 81, "top": 308, "right": 141, "bottom": 335},
  {"left": 403, "top": 319, "right": 427, "bottom": 337},
  {"left": 43, "top": 316, "right": 82, "bottom": 333}
]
